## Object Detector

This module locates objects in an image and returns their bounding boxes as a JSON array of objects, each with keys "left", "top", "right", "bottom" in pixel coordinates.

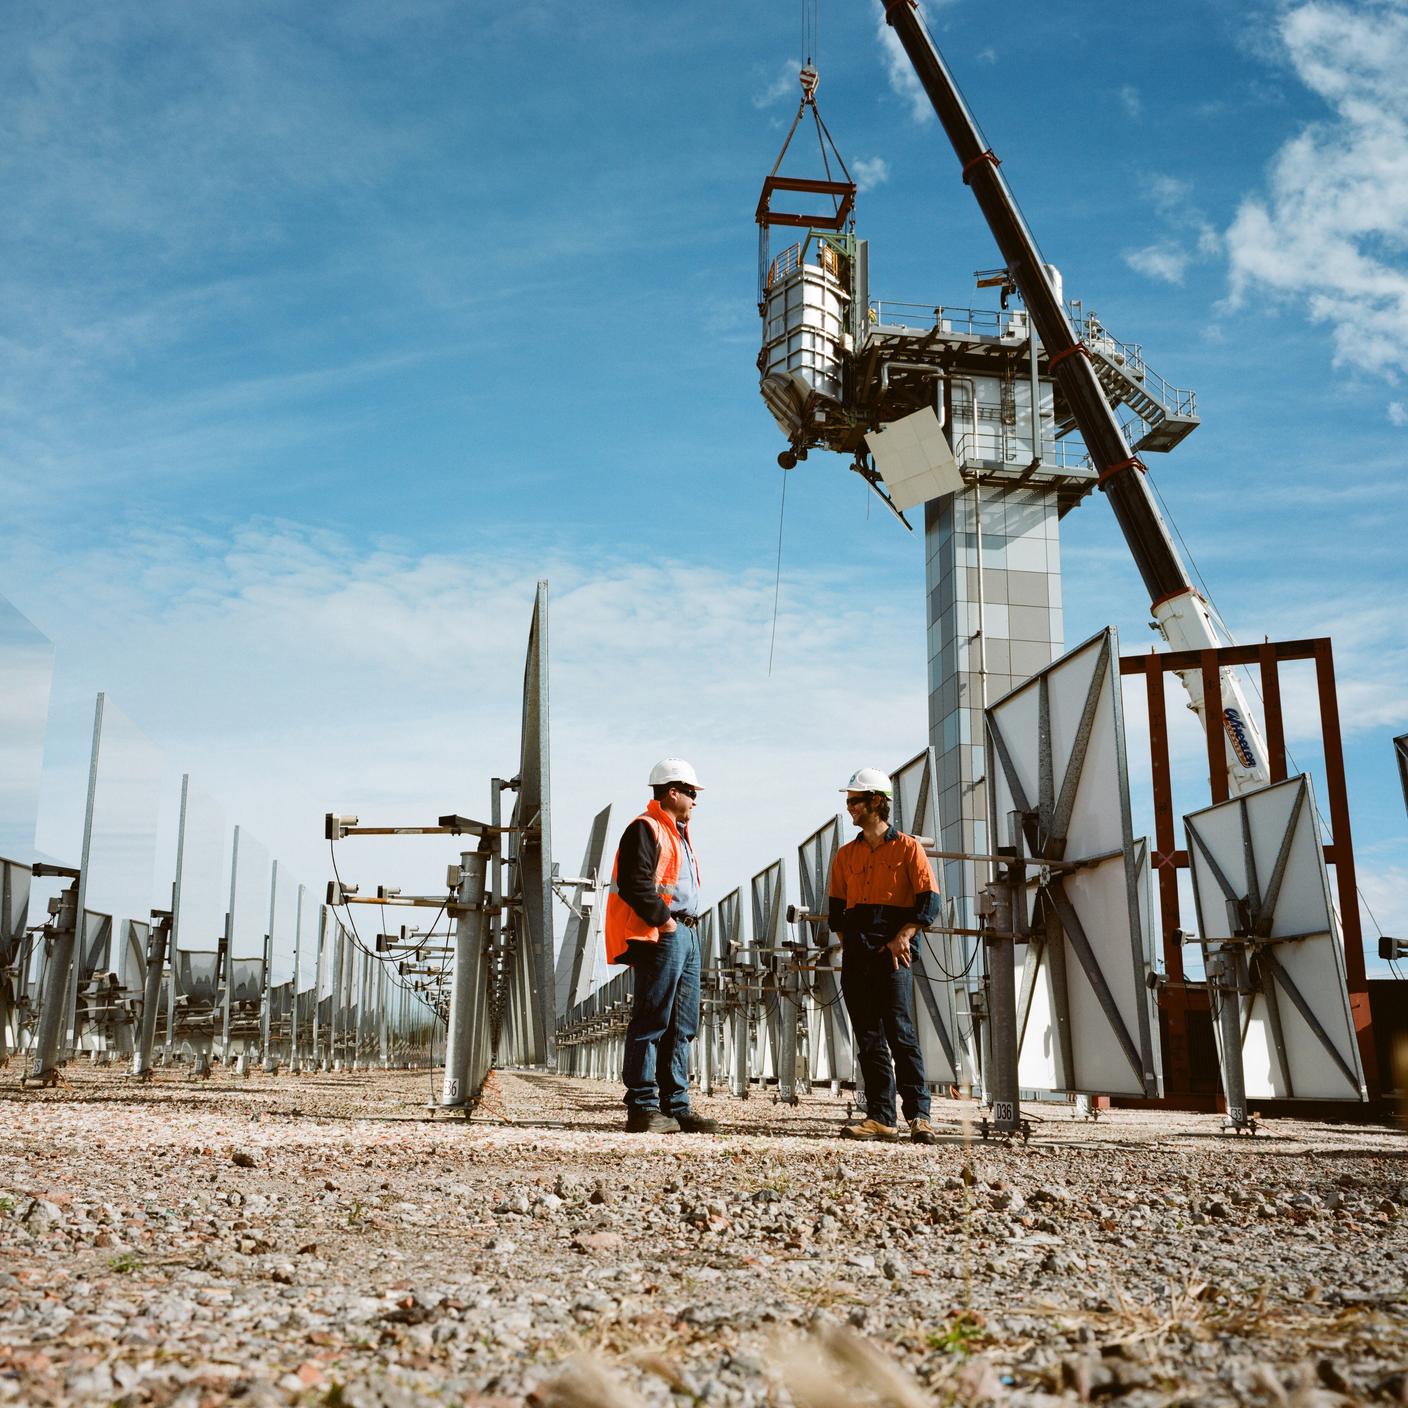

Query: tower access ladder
[{"left": 1077, "top": 310, "right": 1200, "bottom": 454}]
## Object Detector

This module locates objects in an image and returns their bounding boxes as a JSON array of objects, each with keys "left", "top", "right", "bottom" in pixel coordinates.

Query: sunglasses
[
  {"left": 844, "top": 794, "right": 872, "bottom": 808},
  {"left": 672, "top": 784, "right": 698, "bottom": 800}
]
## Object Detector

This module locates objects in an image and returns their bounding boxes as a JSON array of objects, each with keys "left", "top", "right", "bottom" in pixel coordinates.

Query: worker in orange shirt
[{"left": 827, "top": 768, "right": 940, "bottom": 1144}]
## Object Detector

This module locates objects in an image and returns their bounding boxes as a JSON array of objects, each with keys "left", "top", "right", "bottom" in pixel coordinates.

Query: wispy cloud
[
  {"left": 753, "top": 61, "right": 801, "bottom": 110},
  {"left": 1118, "top": 84, "right": 1143, "bottom": 119},
  {"left": 1121, "top": 174, "right": 1220, "bottom": 286},
  {"left": 1225, "top": 0, "right": 1408, "bottom": 378},
  {"left": 873, "top": 0, "right": 937, "bottom": 125},
  {"left": 853, "top": 156, "right": 891, "bottom": 192},
  {"left": 1123, "top": 243, "right": 1191, "bottom": 285}
]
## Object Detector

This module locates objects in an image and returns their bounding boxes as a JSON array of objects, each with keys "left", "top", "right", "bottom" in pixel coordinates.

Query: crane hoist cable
[{"left": 767, "top": 464, "right": 789, "bottom": 676}]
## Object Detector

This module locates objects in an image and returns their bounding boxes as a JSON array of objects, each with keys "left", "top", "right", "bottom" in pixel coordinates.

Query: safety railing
[
  {"left": 868, "top": 301, "right": 1013, "bottom": 338},
  {"left": 949, "top": 429, "right": 1092, "bottom": 474},
  {"left": 766, "top": 242, "right": 802, "bottom": 289},
  {"left": 1079, "top": 312, "right": 1198, "bottom": 420}
]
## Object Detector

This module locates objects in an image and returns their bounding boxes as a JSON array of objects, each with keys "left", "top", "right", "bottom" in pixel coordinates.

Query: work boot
[
  {"left": 672, "top": 1111, "right": 718, "bottom": 1134},
  {"left": 840, "top": 1118, "right": 899, "bottom": 1142},
  {"left": 910, "top": 1117, "right": 937, "bottom": 1146},
  {"left": 625, "top": 1107, "right": 681, "bottom": 1134}
]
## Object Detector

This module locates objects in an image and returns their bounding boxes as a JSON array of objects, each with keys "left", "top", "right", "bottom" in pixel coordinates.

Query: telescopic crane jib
[
  {"left": 881, "top": 0, "right": 1271, "bottom": 798},
  {"left": 756, "top": 8, "right": 1274, "bottom": 801}
]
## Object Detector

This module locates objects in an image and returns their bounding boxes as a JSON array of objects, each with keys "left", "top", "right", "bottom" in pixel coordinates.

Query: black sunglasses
[
  {"left": 844, "top": 793, "right": 872, "bottom": 808},
  {"left": 672, "top": 784, "right": 698, "bottom": 800}
]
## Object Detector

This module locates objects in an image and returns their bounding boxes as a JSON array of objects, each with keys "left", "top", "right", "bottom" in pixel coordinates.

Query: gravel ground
[{"left": 1, "top": 1064, "right": 1405, "bottom": 1407}]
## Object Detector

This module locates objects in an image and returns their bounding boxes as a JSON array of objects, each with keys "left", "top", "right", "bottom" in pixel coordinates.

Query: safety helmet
[
  {"left": 840, "top": 767, "right": 892, "bottom": 795},
  {"left": 649, "top": 757, "right": 703, "bottom": 790}
]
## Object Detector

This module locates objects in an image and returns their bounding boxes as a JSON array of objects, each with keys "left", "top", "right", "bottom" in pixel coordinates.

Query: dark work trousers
[
  {"left": 841, "top": 936, "right": 930, "bottom": 1128},
  {"left": 621, "top": 924, "right": 700, "bottom": 1115}
]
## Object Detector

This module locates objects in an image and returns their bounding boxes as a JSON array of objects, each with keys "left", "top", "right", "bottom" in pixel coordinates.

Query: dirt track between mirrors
[{"left": 1, "top": 1066, "right": 1405, "bottom": 1406}]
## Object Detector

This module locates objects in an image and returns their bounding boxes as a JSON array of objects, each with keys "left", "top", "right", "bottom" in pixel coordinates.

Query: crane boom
[{"left": 883, "top": 0, "right": 1270, "bottom": 796}]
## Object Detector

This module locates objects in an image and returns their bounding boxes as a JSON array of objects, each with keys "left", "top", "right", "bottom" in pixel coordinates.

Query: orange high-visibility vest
[{"left": 603, "top": 800, "right": 699, "bottom": 964}]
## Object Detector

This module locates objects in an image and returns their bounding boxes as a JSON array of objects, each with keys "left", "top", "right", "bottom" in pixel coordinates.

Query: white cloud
[
  {"left": 873, "top": 1, "right": 936, "bottom": 125},
  {"left": 753, "top": 61, "right": 801, "bottom": 110},
  {"left": 1122, "top": 175, "right": 1221, "bottom": 286},
  {"left": 1123, "top": 243, "right": 1190, "bottom": 285},
  {"left": 1389, "top": 400, "right": 1408, "bottom": 425},
  {"left": 975, "top": 47, "right": 998, "bottom": 66},
  {"left": 1225, "top": 0, "right": 1408, "bottom": 378},
  {"left": 1118, "top": 84, "right": 1142, "bottom": 119},
  {"left": 852, "top": 156, "right": 891, "bottom": 192}
]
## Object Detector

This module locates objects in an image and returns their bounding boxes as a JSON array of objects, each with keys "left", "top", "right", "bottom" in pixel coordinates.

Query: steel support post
[
  {"left": 729, "top": 990, "right": 750, "bottom": 1099},
  {"left": 376, "top": 962, "right": 388, "bottom": 1069},
  {"left": 775, "top": 959, "right": 799, "bottom": 1104},
  {"left": 219, "top": 907, "right": 233, "bottom": 1062},
  {"left": 259, "top": 927, "right": 275, "bottom": 1072},
  {"left": 699, "top": 992, "right": 715, "bottom": 1097},
  {"left": 132, "top": 913, "right": 171, "bottom": 1079},
  {"left": 29, "top": 884, "right": 78, "bottom": 1084},
  {"left": 983, "top": 850, "right": 1023, "bottom": 1136},
  {"left": 311, "top": 906, "right": 326, "bottom": 1068},
  {"left": 1207, "top": 947, "right": 1250, "bottom": 1131},
  {"left": 290, "top": 885, "right": 304, "bottom": 1073}
]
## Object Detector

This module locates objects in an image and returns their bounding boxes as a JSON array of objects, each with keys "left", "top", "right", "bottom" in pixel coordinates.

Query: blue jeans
[
  {"left": 622, "top": 925, "right": 700, "bottom": 1114},
  {"left": 841, "top": 937, "right": 930, "bottom": 1127}
]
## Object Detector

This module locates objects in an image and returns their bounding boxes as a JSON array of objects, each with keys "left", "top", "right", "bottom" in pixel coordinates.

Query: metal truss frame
[
  {"left": 1186, "top": 774, "right": 1366, "bottom": 1120},
  {"left": 987, "top": 628, "right": 1161, "bottom": 1098}
]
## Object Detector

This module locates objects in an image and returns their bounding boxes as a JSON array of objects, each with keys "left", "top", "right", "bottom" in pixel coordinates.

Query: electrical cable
[
  {"left": 768, "top": 467, "right": 789, "bottom": 676},
  {"left": 327, "top": 837, "right": 448, "bottom": 1023}
]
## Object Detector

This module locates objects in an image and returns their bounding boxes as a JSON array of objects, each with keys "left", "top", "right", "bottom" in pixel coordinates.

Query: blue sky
[{"left": 1, "top": 0, "right": 1404, "bottom": 977}]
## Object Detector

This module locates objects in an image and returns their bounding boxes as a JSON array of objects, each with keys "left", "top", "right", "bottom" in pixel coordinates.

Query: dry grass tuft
[
  {"left": 527, "top": 1353, "right": 647, "bottom": 1408},
  {"left": 774, "top": 1324, "right": 935, "bottom": 1407}
]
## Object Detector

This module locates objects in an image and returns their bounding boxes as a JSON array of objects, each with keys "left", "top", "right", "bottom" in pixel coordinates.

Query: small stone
[
  {"left": 231, "top": 1151, "right": 257, "bottom": 1169},
  {"left": 1315, "top": 1359, "right": 1350, "bottom": 1394},
  {"left": 573, "top": 1231, "right": 622, "bottom": 1253}
]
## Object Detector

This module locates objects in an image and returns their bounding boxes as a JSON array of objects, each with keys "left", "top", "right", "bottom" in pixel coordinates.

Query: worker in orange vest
[
  {"left": 604, "top": 758, "right": 717, "bottom": 1135},
  {"left": 828, "top": 767, "right": 940, "bottom": 1144}
]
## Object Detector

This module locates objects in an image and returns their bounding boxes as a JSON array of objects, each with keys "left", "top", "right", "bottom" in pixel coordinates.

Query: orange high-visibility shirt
[{"left": 828, "top": 826, "right": 939, "bottom": 948}]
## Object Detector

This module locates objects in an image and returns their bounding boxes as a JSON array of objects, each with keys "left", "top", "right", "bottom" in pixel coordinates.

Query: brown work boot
[
  {"left": 910, "top": 1117, "right": 937, "bottom": 1146},
  {"left": 840, "top": 1118, "right": 899, "bottom": 1142}
]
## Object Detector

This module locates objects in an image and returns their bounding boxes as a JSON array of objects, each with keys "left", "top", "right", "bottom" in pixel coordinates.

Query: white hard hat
[
  {"left": 649, "top": 757, "right": 703, "bottom": 790},
  {"left": 841, "top": 767, "right": 892, "bottom": 795}
]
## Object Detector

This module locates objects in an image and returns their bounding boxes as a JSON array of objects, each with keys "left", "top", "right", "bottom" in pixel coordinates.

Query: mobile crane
[{"left": 758, "top": 6, "right": 1272, "bottom": 799}]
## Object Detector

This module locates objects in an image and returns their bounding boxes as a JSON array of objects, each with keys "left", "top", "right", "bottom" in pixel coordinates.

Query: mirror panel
[
  {"left": 228, "top": 827, "right": 271, "bottom": 959},
  {"left": 172, "top": 776, "right": 229, "bottom": 996},
  {"left": 76, "top": 694, "right": 162, "bottom": 986},
  {"left": 0, "top": 595, "right": 54, "bottom": 973}
]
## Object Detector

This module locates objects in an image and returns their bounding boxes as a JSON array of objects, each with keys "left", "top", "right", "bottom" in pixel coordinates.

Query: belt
[{"left": 671, "top": 912, "right": 700, "bottom": 929}]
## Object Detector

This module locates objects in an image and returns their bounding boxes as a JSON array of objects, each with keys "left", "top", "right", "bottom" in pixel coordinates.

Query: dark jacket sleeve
[
  {"left": 909, "top": 838, "right": 941, "bottom": 927},
  {"left": 826, "top": 851, "right": 848, "bottom": 942},
  {"left": 616, "top": 819, "right": 672, "bottom": 929}
]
